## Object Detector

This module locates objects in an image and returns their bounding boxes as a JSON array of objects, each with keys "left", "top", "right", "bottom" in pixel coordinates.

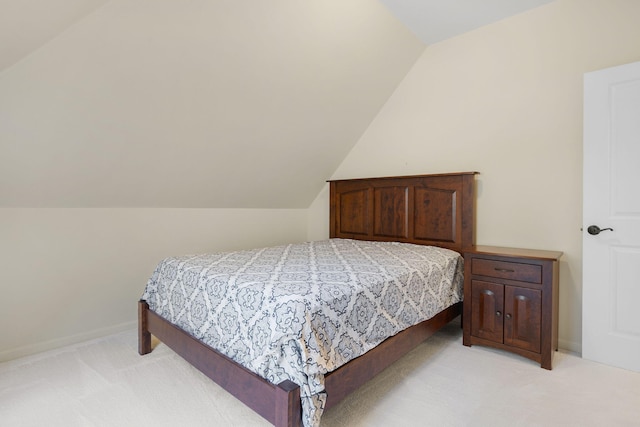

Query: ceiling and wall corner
[
  {"left": 0, "top": 0, "right": 558, "bottom": 209},
  {"left": 377, "top": 0, "right": 554, "bottom": 44},
  {"left": 0, "top": 0, "right": 110, "bottom": 71},
  {"left": 0, "top": 0, "right": 426, "bottom": 208}
]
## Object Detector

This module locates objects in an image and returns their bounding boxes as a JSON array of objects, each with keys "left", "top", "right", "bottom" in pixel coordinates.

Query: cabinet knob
[
  {"left": 496, "top": 311, "right": 502, "bottom": 317},
  {"left": 505, "top": 313, "right": 512, "bottom": 319}
]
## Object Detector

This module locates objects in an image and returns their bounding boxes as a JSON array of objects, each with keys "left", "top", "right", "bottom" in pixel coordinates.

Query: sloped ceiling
[
  {"left": 378, "top": 0, "right": 554, "bottom": 44},
  {"left": 0, "top": 0, "right": 110, "bottom": 71},
  {"left": 0, "top": 0, "right": 553, "bottom": 208},
  {"left": 1, "top": 0, "right": 425, "bottom": 208}
]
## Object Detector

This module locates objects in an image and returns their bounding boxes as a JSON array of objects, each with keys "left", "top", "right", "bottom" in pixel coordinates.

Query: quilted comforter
[{"left": 142, "top": 238, "right": 463, "bottom": 426}]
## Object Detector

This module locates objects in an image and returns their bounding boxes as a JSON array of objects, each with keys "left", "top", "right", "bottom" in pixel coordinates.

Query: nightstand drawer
[{"left": 471, "top": 258, "right": 542, "bottom": 284}]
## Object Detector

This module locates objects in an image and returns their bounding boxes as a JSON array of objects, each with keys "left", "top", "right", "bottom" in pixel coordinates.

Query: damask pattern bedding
[{"left": 141, "top": 238, "right": 463, "bottom": 427}]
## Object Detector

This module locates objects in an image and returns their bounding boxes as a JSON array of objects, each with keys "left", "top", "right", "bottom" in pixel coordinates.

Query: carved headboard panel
[{"left": 329, "top": 172, "right": 477, "bottom": 253}]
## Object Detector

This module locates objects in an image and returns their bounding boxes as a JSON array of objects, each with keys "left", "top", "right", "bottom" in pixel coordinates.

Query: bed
[{"left": 138, "top": 172, "right": 477, "bottom": 427}]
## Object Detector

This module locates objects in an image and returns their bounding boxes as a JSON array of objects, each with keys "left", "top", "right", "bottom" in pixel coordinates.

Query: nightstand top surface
[{"left": 465, "top": 245, "right": 563, "bottom": 261}]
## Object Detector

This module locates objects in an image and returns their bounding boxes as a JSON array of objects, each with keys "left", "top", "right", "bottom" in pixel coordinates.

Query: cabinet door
[
  {"left": 470, "top": 280, "right": 504, "bottom": 343},
  {"left": 504, "top": 286, "right": 541, "bottom": 353}
]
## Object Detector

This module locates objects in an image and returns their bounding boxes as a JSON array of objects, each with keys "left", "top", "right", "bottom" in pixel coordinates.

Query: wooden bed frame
[{"left": 139, "top": 172, "right": 477, "bottom": 427}]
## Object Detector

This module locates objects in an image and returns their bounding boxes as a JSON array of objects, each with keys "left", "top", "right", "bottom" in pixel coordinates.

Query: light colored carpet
[{"left": 1, "top": 319, "right": 639, "bottom": 427}]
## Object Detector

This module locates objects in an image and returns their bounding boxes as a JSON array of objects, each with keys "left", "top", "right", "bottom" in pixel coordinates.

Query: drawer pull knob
[
  {"left": 505, "top": 313, "right": 512, "bottom": 319},
  {"left": 494, "top": 268, "right": 515, "bottom": 273},
  {"left": 496, "top": 311, "right": 502, "bottom": 317}
]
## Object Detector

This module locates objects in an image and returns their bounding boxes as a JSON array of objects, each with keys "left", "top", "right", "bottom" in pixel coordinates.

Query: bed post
[
  {"left": 274, "top": 380, "right": 301, "bottom": 427},
  {"left": 138, "top": 300, "right": 152, "bottom": 355}
]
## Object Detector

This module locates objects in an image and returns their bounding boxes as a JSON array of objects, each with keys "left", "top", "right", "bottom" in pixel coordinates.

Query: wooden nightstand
[{"left": 462, "top": 246, "right": 562, "bottom": 369}]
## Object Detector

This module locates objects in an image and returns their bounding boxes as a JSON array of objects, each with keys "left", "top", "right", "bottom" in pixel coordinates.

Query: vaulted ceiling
[
  {"left": 378, "top": 0, "right": 553, "bottom": 44},
  {"left": 0, "top": 0, "right": 553, "bottom": 208}
]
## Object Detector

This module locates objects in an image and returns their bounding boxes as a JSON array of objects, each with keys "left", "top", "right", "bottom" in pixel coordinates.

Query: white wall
[
  {"left": 0, "top": 208, "right": 307, "bottom": 361},
  {"left": 0, "top": 0, "right": 423, "bottom": 362},
  {"left": 315, "top": 0, "right": 640, "bottom": 352},
  {"left": 6, "top": 0, "right": 640, "bottom": 362}
]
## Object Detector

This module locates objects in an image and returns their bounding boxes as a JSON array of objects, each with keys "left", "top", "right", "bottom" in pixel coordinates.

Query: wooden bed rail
[
  {"left": 139, "top": 300, "right": 461, "bottom": 426},
  {"left": 323, "top": 301, "right": 461, "bottom": 409},
  {"left": 138, "top": 300, "right": 302, "bottom": 427}
]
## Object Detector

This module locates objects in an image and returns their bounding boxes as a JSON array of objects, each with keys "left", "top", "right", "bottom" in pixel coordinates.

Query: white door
[{"left": 583, "top": 61, "right": 640, "bottom": 372}]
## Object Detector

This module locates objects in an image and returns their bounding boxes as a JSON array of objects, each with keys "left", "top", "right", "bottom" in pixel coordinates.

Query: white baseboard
[
  {"left": 0, "top": 321, "right": 137, "bottom": 363},
  {"left": 558, "top": 338, "right": 582, "bottom": 355}
]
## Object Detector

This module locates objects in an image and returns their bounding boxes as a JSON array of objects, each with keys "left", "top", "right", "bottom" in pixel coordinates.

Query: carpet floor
[{"left": 1, "top": 319, "right": 638, "bottom": 426}]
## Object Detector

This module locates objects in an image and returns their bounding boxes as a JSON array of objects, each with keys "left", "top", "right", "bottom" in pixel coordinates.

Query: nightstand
[{"left": 462, "top": 246, "right": 562, "bottom": 369}]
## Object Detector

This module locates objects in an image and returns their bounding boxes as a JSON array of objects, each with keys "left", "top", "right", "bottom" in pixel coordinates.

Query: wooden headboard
[{"left": 329, "top": 172, "right": 477, "bottom": 253}]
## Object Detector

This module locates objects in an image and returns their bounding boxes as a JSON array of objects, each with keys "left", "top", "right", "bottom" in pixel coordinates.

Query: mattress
[{"left": 142, "top": 238, "right": 463, "bottom": 426}]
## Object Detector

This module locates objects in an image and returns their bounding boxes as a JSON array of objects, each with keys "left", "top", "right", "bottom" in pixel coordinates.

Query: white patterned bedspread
[{"left": 142, "top": 238, "right": 463, "bottom": 427}]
